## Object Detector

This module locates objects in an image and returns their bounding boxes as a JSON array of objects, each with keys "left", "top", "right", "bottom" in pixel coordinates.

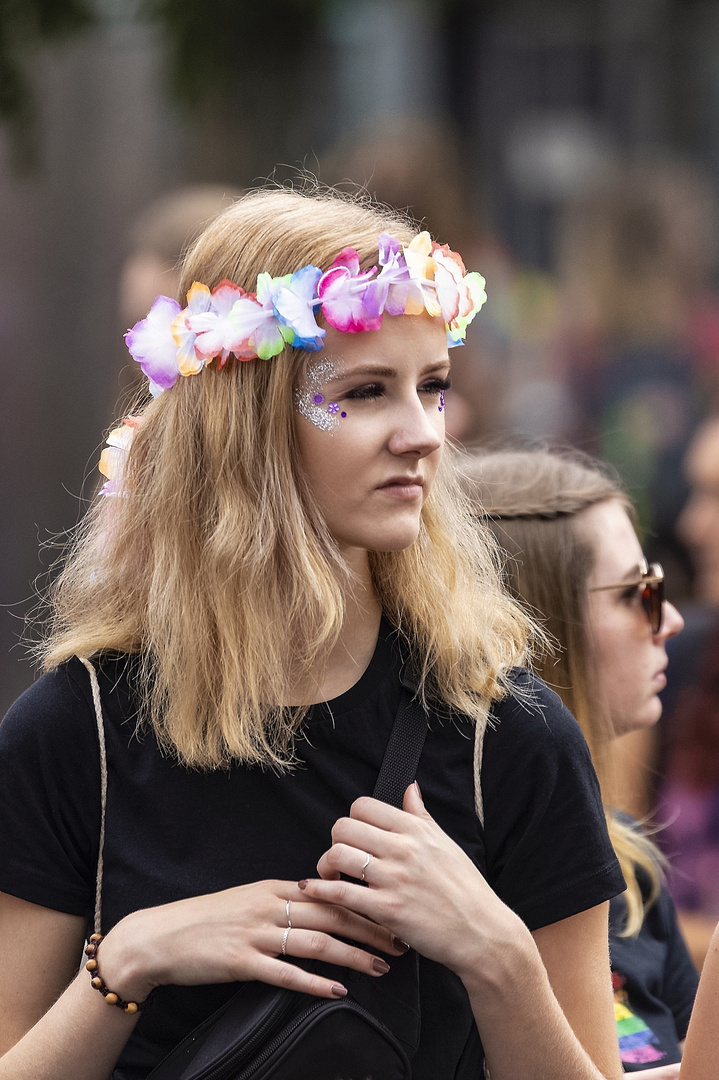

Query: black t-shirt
[
  {"left": 0, "top": 621, "right": 623, "bottom": 1079},
  {"left": 609, "top": 819, "right": 698, "bottom": 1072}
]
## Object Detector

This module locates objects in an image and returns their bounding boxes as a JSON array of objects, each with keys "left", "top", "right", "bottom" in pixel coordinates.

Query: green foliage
[
  {"left": 140, "top": 0, "right": 327, "bottom": 104},
  {"left": 0, "top": 0, "right": 94, "bottom": 124}
]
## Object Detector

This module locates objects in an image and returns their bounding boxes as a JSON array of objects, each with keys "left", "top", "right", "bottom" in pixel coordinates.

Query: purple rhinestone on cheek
[
  {"left": 341, "top": 411, "right": 347, "bottom": 418},
  {"left": 312, "top": 393, "right": 325, "bottom": 405},
  {"left": 327, "top": 402, "right": 340, "bottom": 415},
  {"left": 438, "top": 390, "right": 445, "bottom": 413}
]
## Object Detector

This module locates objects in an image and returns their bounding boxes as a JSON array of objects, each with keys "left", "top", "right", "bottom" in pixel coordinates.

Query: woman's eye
[
  {"left": 621, "top": 584, "right": 642, "bottom": 605},
  {"left": 420, "top": 377, "right": 452, "bottom": 396},
  {"left": 345, "top": 382, "right": 385, "bottom": 401}
]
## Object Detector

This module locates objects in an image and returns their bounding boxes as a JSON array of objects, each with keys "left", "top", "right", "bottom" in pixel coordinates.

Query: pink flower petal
[
  {"left": 181, "top": 280, "right": 249, "bottom": 365},
  {"left": 329, "top": 247, "right": 362, "bottom": 275},
  {"left": 318, "top": 265, "right": 381, "bottom": 333}
]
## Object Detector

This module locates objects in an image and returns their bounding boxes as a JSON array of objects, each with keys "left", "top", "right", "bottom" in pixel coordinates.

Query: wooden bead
[{"left": 86, "top": 932, "right": 145, "bottom": 1013}]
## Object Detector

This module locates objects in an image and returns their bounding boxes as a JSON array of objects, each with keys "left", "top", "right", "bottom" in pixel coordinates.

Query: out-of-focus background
[{"left": 3, "top": 0, "right": 719, "bottom": 710}]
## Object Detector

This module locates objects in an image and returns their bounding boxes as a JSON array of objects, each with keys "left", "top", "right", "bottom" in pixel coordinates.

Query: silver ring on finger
[
  {"left": 281, "top": 926, "right": 291, "bottom": 956},
  {"left": 286, "top": 899, "right": 292, "bottom": 929},
  {"left": 360, "top": 851, "right": 371, "bottom": 882}
]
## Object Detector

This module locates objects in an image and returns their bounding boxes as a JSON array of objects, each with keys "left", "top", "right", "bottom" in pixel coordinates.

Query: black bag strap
[{"left": 372, "top": 663, "right": 428, "bottom": 809}]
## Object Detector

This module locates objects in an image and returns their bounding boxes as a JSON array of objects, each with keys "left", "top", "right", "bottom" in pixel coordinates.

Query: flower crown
[
  {"left": 124, "top": 230, "right": 487, "bottom": 396},
  {"left": 101, "top": 231, "right": 486, "bottom": 494}
]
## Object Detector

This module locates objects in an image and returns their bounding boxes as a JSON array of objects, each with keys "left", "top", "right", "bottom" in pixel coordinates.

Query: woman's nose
[
  {"left": 388, "top": 399, "right": 443, "bottom": 458},
  {"left": 656, "top": 600, "right": 684, "bottom": 642}
]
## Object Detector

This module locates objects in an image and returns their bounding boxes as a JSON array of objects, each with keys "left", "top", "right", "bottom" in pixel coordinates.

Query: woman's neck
[{"left": 286, "top": 570, "right": 383, "bottom": 706}]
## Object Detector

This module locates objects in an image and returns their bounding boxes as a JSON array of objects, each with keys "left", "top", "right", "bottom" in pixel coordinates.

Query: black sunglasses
[{"left": 590, "top": 560, "right": 665, "bottom": 635}]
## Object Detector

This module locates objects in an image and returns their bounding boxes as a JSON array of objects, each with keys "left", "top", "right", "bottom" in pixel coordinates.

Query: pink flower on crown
[
  {"left": 430, "top": 243, "right": 466, "bottom": 324},
  {"left": 446, "top": 271, "right": 487, "bottom": 345},
  {"left": 124, "top": 295, "right": 182, "bottom": 395},
  {"left": 185, "top": 279, "right": 256, "bottom": 366},
  {"left": 318, "top": 248, "right": 381, "bottom": 333}
]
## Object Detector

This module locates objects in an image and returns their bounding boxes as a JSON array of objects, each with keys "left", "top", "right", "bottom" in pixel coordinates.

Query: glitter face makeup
[
  {"left": 438, "top": 389, "right": 445, "bottom": 413},
  {"left": 295, "top": 358, "right": 346, "bottom": 433}
]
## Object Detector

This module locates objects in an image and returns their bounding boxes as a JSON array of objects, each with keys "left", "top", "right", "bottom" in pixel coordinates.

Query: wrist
[
  {"left": 456, "top": 911, "right": 540, "bottom": 999},
  {"left": 94, "top": 913, "right": 159, "bottom": 1004}
]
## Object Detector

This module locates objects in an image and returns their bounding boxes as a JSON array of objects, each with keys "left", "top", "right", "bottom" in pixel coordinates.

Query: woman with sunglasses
[{"left": 462, "top": 447, "right": 695, "bottom": 1077}]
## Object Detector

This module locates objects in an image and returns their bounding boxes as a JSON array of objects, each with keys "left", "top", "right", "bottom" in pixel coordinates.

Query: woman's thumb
[{"left": 403, "top": 780, "right": 428, "bottom": 816}]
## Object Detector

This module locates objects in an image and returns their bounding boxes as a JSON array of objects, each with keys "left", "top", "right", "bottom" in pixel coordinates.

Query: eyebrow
[
  {"left": 325, "top": 360, "right": 450, "bottom": 383},
  {"left": 620, "top": 564, "right": 645, "bottom": 582}
]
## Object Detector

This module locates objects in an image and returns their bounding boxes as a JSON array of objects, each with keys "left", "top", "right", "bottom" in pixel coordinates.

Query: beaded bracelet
[{"left": 84, "top": 933, "right": 146, "bottom": 1015}]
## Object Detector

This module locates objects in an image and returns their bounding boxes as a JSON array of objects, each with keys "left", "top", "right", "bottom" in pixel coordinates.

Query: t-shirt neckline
[{"left": 313, "top": 615, "right": 399, "bottom": 718}]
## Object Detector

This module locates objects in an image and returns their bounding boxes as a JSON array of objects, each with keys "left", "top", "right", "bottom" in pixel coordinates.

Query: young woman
[
  {"left": 462, "top": 447, "right": 697, "bottom": 1078},
  {"left": 0, "top": 189, "right": 625, "bottom": 1080}
]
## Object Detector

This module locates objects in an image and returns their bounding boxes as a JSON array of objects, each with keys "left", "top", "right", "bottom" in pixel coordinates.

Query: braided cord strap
[{"left": 77, "top": 656, "right": 107, "bottom": 936}]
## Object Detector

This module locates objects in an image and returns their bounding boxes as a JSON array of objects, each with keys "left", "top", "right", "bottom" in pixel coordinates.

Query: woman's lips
[
  {"left": 653, "top": 667, "right": 667, "bottom": 690},
  {"left": 378, "top": 478, "right": 424, "bottom": 500}
]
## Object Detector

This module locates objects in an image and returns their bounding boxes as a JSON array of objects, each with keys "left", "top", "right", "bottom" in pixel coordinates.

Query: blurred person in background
[
  {"left": 656, "top": 416, "right": 719, "bottom": 970},
  {"left": 462, "top": 447, "right": 695, "bottom": 1077},
  {"left": 556, "top": 158, "right": 719, "bottom": 596}
]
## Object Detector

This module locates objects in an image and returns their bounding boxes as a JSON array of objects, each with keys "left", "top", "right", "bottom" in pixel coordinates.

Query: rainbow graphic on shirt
[{"left": 612, "top": 972, "right": 665, "bottom": 1066}]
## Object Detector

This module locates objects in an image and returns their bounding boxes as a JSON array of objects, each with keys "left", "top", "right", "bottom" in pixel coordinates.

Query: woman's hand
[
  {"left": 97, "top": 879, "right": 407, "bottom": 1004},
  {"left": 299, "top": 782, "right": 526, "bottom": 984}
]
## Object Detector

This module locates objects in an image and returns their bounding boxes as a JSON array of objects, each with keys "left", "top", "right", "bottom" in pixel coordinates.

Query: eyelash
[
  {"left": 344, "top": 377, "right": 452, "bottom": 402},
  {"left": 621, "top": 584, "right": 643, "bottom": 604}
]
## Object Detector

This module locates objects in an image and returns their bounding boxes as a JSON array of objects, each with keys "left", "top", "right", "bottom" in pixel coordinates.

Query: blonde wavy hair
[
  {"left": 460, "top": 447, "right": 664, "bottom": 937},
  {"left": 40, "top": 187, "right": 532, "bottom": 770}
]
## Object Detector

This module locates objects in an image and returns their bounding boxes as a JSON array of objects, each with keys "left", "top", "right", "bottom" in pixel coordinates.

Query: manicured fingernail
[
  {"left": 331, "top": 984, "right": 348, "bottom": 998},
  {"left": 298, "top": 880, "right": 308, "bottom": 890},
  {"left": 414, "top": 780, "right": 423, "bottom": 801},
  {"left": 392, "top": 936, "right": 410, "bottom": 953},
  {"left": 372, "top": 958, "right": 390, "bottom": 974}
]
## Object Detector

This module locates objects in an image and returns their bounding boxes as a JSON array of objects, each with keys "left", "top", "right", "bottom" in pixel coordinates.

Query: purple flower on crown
[
  {"left": 362, "top": 233, "right": 424, "bottom": 319},
  {"left": 124, "top": 295, "right": 183, "bottom": 396}
]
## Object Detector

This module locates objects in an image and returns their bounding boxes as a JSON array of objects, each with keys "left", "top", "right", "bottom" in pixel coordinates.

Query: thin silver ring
[
  {"left": 360, "top": 851, "right": 371, "bottom": 882},
  {"left": 285, "top": 899, "right": 292, "bottom": 928},
  {"left": 281, "top": 926, "right": 291, "bottom": 956}
]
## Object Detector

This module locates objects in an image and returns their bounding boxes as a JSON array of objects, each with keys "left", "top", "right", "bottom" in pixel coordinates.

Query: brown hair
[
  {"left": 39, "top": 186, "right": 532, "bottom": 770},
  {"left": 460, "top": 447, "right": 662, "bottom": 936}
]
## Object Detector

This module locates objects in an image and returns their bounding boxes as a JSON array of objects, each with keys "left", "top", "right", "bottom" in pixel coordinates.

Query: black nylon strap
[{"left": 372, "top": 665, "right": 429, "bottom": 808}]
